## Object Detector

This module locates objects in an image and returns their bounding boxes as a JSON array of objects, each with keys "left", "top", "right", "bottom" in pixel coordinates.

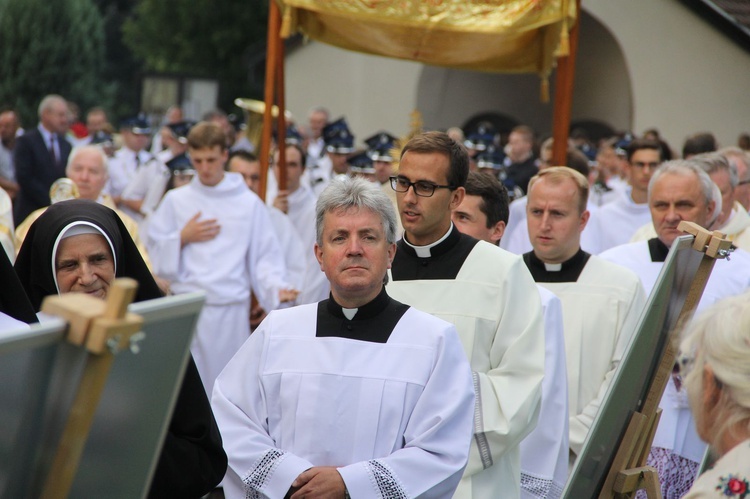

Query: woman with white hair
[{"left": 680, "top": 292, "right": 750, "bottom": 498}]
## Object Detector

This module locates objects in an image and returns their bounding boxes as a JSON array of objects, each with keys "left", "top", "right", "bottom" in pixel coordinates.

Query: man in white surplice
[
  {"left": 147, "top": 121, "right": 297, "bottom": 393},
  {"left": 385, "top": 132, "right": 545, "bottom": 499},
  {"left": 599, "top": 159, "right": 750, "bottom": 496},
  {"left": 452, "top": 171, "right": 569, "bottom": 499},
  {"left": 212, "top": 177, "right": 476, "bottom": 499},
  {"left": 523, "top": 167, "right": 646, "bottom": 464},
  {"left": 590, "top": 139, "right": 666, "bottom": 253},
  {"left": 269, "top": 144, "right": 330, "bottom": 304}
]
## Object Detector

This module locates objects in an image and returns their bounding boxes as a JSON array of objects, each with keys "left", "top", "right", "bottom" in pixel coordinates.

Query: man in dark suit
[{"left": 13, "top": 94, "right": 72, "bottom": 225}]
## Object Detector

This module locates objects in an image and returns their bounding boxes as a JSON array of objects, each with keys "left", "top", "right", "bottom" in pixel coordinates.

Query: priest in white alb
[
  {"left": 385, "top": 132, "right": 545, "bottom": 499},
  {"left": 451, "top": 171, "right": 570, "bottom": 499},
  {"left": 523, "top": 167, "right": 646, "bottom": 464},
  {"left": 212, "top": 177, "right": 476, "bottom": 499},
  {"left": 589, "top": 138, "right": 665, "bottom": 253},
  {"left": 599, "top": 159, "right": 750, "bottom": 496}
]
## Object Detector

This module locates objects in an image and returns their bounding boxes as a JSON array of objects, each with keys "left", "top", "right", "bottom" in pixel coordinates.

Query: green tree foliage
[
  {"left": 93, "top": 0, "right": 144, "bottom": 122},
  {"left": 122, "top": 0, "right": 268, "bottom": 110},
  {"left": 0, "top": 0, "right": 113, "bottom": 127}
]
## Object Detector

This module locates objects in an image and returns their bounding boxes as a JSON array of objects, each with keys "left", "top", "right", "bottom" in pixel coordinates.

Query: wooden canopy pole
[
  {"left": 259, "top": 0, "right": 282, "bottom": 202},
  {"left": 551, "top": 0, "right": 581, "bottom": 166},
  {"left": 276, "top": 29, "right": 287, "bottom": 191}
]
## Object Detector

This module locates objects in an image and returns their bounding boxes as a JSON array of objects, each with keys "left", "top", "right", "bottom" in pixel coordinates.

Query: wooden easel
[
  {"left": 37, "top": 279, "right": 143, "bottom": 499},
  {"left": 599, "top": 222, "right": 733, "bottom": 498}
]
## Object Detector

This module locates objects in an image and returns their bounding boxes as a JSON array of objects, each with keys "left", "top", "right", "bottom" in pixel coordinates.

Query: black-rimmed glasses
[{"left": 390, "top": 176, "right": 456, "bottom": 197}]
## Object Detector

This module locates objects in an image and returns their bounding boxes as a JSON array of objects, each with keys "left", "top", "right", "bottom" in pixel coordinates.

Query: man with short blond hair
[
  {"left": 524, "top": 166, "right": 646, "bottom": 463},
  {"left": 148, "top": 121, "right": 294, "bottom": 391}
]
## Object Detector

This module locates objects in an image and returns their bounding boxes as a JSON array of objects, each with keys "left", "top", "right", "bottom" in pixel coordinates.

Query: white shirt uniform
[
  {"left": 525, "top": 251, "right": 646, "bottom": 457},
  {"left": 212, "top": 293, "right": 476, "bottom": 499},
  {"left": 120, "top": 156, "right": 170, "bottom": 229},
  {"left": 305, "top": 136, "right": 325, "bottom": 168},
  {"left": 520, "top": 286, "right": 569, "bottom": 499},
  {"left": 287, "top": 185, "right": 330, "bottom": 304},
  {"left": 147, "top": 172, "right": 289, "bottom": 391},
  {"left": 265, "top": 179, "right": 330, "bottom": 304},
  {"left": 590, "top": 188, "right": 652, "bottom": 253},
  {"left": 387, "top": 227, "right": 545, "bottom": 499},
  {"left": 106, "top": 147, "right": 153, "bottom": 199},
  {"left": 600, "top": 239, "right": 750, "bottom": 491},
  {"left": 501, "top": 196, "right": 602, "bottom": 255}
]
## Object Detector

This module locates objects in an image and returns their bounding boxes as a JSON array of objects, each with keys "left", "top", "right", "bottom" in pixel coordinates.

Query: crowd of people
[{"left": 1, "top": 93, "right": 750, "bottom": 498}]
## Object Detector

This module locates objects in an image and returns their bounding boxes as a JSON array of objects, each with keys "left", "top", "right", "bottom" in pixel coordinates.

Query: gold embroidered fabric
[{"left": 276, "top": 0, "right": 576, "bottom": 75}]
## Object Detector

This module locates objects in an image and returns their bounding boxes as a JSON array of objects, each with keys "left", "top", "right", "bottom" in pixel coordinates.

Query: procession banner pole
[
  {"left": 276, "top": 26, "right": 287, "bottom": 191},
  {"left": 552, "top": 0, "right": 580, "bottom": 166},
  {"left": 259, "top": 0, "right": 282, "bottom": 202}
]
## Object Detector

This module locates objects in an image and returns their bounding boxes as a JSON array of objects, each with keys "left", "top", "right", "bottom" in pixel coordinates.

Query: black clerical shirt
[
  {"left": 523, "top": 249, "right": 591, "bottom": 283},
  {"left": 317, "top": 287, "right": 409, "bottom": 343}
]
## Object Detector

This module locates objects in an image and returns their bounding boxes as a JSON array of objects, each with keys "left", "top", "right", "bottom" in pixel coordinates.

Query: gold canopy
[{"left": 276, "top": 0, "right": 576, "bottom": 77}]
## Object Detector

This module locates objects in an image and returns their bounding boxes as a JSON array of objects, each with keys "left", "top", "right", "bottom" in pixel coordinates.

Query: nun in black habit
[
  {"left": 0, "top": 246, "right": 37, "bottom": 328},
  {"left": 14, "top": 199, "right": 227, "bottom": 498}
]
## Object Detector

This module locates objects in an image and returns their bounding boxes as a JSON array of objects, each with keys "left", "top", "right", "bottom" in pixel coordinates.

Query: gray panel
[
  {"left": 563, "top": 236, "right": 704, "bottom": 497},
  {"left": 0, "top": 292, "right": 205, "bottom": 499}
]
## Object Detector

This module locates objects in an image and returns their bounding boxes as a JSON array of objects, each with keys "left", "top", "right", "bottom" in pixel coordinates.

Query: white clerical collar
[
  {"left": 404, "top": 223, "right": 454, "bottom": 258},
  {"left": 544, "top": 262, "right": 562, "bottom": 272},
  {"left": 342, "top": 308, "right": 358, "bottom": 320}
]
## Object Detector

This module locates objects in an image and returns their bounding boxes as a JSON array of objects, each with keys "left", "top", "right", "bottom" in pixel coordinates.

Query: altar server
[
  {"left": 453, "top": 171, "right": 570, "bottom": 499},
  {"left": 591, "top": 139, "right": 666, "bottom": 253},
  {"left": 385, "top": 131, "right": 545, "bottom": 499},
  {"left": 147, "top": 121, "right": 295, "bottom": 392},
  {"left": 523, "top": 167, "right": 646, "bottom": 462},
  {"left": 212, "top": 176, "right": 475, "bottom": 499}
]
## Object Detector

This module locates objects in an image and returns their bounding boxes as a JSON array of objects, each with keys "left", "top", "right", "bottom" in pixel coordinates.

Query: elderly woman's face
[{"left": 55, "top": 234, "right": 115, "bottom": 299}]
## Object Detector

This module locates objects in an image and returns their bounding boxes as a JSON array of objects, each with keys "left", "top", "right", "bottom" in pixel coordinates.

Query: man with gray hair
[
  {"left": 212, "top": 176, "right": 476, "bottom": 499},
  {"left": 721, "top": 146, "right": 750, "bottom": 210},
  {"left": 13, "top": 94, "right": 72, "bottom": 225},
  {"left": 13, "top": 145, "right": 151, "bottom": 267},
  {"left": 600, "top": 159, "right": 750, "bottom": 496},
  {"left": 691, "top": 152, "right": 750, "bottom": 250}
]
